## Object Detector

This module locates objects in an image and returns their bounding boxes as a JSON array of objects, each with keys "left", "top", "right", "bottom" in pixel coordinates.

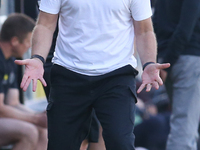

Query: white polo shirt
[{"left": 40, "top": 0, "right": 152, "bottom": 76}]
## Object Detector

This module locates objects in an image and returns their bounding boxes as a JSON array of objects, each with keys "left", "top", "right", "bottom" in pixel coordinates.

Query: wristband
[
  {"left": 31, "top": 54, "right": 45, "bottom": 64},
  {"left": 143, "top": 62, "right": 155, "bottom": 70}
]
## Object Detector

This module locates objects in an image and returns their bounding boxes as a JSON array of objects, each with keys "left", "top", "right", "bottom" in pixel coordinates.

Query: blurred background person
[
  {"left": 0, "top": 13, "right": 47, "bottom": 150},
  {"left": 153, "top": 0, "right": 200, "bottom": 149}
]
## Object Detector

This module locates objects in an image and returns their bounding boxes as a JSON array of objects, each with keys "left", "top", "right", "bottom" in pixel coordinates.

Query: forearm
[
  {"left": 31, "top": 11, "right": 58, "bottom": 60},
  {"left": 31, "top": 24, "right": 54, "bottom": 60},
  {"left": 135, "top": 31, "right": 170, "bottom": 93},
  {"left": 136, "top": 31, "right": 157, "bottom": 65},
  {"left": 11, "top": 103, "right": 36, "bottom": 113},
  {"left": 5, "top": 89, "right": 36, "bottom": 113},
  {"left": 0, "top": 104, "right": 39, "bottom": 125},
  {"left": 133, "top": 19, "right": 170, "bottom": 93}
]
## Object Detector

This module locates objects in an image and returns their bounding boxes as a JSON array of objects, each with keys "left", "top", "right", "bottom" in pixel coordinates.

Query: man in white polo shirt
[{"left": 15, "top": 0, "right": 170, "bottom": 149}]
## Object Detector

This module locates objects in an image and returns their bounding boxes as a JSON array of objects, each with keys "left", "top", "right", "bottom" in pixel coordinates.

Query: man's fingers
[
  {"left": 137, "top": 83, "right": 146, "bottom": 93},
  {"left": 146, "top": 83, "right": 152, "bottom": 92},
  {"left": 160, "top": 70, "right": 168, "bottom": 82},
  {"left": 14, "top": 59, "right": 28, "bottom": 65},
  {"left": 156, "top": 76, "right": 163, "bottom": 85},
  {"left": 156, "top": 63, "right": 170, "bottom": 70},
  {"left": 15, "top": 59, "right": 45, "bottom": 92},
  {"left": 32, "top": 79, "right": 38, "bottom": 92},
  {"left": 39, "top": 77, "right": 47, "bottom": 87},
  {"left": 138, "top": 81, "right": 161, "bottom": 93},
  {"left": 22, "top": 77, "right": 32, "bottom": 92},
  {"left": 20, "top": 74, "right": 29, "bottom": 88},
  {"left": 152, "top": 81, "right": 159, "bottom": 90},
  {"left": 21, "top": 77, "right": 45, "bottom": 92}
]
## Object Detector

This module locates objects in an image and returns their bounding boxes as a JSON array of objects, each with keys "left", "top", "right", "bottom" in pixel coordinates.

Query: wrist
[
  {"left": 143, "top": 62, "right": 155, "bottom": 70},
  {"left": 31, "top": 54, "right": 45, "bottom": 64}
]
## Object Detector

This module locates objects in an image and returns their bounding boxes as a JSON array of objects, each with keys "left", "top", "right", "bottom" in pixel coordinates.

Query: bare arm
[
  {"left": 15, "top": 11, "right": 58, "bottom": 92},
  {"left": 31, "top": 11, "right": 58, "bottom": 59},
  {"left": 0, "top": 90, "right": 47, "bottom": 128},
  {"left": 5, "top": 88, "right": 35, "bottom": 113},
  {"left": 134, "top": 18, "right": 157, "bottom": 65},
  {"left": 134, "top": 18, "right": 170, "bottom": 93}
]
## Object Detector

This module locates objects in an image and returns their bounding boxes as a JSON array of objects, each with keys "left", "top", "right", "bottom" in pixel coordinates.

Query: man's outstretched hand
[
  {"left": 137, "top": 63, "right": 170, "bottom": 93},
  {"left": 15, "top": 59, "right": 47, "bottom": 92}
]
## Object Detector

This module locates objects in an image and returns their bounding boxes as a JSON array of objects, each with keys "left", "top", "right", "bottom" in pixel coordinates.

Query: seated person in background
[{"left": 0, "top": 13, "right": 47, "bottom": 150}]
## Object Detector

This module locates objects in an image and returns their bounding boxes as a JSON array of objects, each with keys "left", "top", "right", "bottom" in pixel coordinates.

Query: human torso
[
  {"left": 40, "top": 0, "right": 152, "bottom": 75},
  {"left": 153, "top": 0, "right": 200, "bottom": 56},
  {"left": 0, "top": 50, "right": 18, "bottom": 96}
]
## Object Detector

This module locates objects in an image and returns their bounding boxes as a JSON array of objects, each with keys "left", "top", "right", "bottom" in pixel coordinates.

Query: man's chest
[{"left": 62, "top": 0, "right": 131, "bottom": 14}]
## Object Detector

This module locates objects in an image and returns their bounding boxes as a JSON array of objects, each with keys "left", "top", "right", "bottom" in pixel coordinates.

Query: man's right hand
[{"left": 15, "top": 58, "right": 47, "bottom": 92}]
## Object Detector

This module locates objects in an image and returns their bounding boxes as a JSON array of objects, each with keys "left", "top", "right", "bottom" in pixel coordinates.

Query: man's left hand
[{"left": 137, "top": 63, "right": 170, "bottom": 93}]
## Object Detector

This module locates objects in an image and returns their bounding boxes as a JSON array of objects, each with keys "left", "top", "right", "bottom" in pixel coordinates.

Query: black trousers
[
  {"left": 44, "top": 63, "right": 100, "bottom": 143},
  {"left": 47, "top": 64, "right": 138, "bottom": 150}
]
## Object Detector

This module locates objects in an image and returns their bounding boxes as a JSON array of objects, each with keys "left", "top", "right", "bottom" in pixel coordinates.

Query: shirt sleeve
[
  {"left": 131, "top": 0, "right": 152, "bottom": 21},
  {"left": 39, "top": 0, "right": 62, "bottom": 14}
]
